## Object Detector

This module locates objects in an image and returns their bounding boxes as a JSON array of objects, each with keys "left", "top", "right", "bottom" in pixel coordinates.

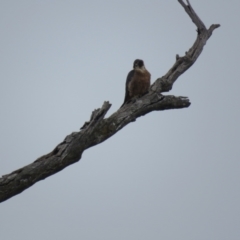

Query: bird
[{"left": 121, "top": 59, "right": 151, "bottom": 107}]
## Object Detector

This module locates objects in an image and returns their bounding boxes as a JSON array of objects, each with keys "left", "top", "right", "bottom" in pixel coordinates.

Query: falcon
[{"left": 121, "top": 59, "right": 151, "bottom": 107}]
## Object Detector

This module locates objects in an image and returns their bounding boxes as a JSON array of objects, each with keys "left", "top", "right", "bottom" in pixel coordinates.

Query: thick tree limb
[{"left": 0, "top": 0, "right": 220, "bottom": 203}]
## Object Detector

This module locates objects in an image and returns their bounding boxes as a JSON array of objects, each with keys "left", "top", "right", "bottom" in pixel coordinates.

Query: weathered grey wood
[{"left": 0, "top": 0, "right": 220, "bottom": 203}]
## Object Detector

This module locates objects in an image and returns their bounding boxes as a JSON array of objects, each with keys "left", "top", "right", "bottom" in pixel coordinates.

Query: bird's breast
[{"left": 128, "top": 69, "right": 151, "bottom": 97}]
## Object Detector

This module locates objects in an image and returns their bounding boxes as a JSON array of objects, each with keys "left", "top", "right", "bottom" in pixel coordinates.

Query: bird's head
[{"left": 133, "top": 59, "right": 144, "bottom": 69}]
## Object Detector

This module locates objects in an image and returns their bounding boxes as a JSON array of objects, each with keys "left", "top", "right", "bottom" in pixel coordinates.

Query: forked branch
[{"left": 0, "top": 1, "right": 220, "bottom": 203}]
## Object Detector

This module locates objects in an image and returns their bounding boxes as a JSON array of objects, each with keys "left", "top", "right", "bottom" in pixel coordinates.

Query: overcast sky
[{"left": 0, "top": 1, "right": 239, "bottom": 240}]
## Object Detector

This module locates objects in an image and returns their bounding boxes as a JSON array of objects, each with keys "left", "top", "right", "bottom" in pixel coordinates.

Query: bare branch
[
  {"left": 151, "top": 0, "right": 220, "bottom": 93},
  {"left": 0, "top": 96, "right": 189, "bottom": 203},
  {"left": 0, "top": 0, "right": 220, "bottom": 203},
  {"left": 178, "top": 0, "right": 206, "bottom": 31}
]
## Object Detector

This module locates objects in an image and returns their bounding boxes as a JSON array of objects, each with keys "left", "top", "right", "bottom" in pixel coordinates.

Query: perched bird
[{"left": 121, "top": 59, "right": 151, "bottom": 107}]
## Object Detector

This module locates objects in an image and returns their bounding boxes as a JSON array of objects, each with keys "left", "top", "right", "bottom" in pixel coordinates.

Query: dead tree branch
[{"left": 0, "top": 0, "right": 220, "bottom": 203}]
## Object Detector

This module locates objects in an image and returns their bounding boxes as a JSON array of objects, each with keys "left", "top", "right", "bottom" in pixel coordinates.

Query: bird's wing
[{"left": 121, "top": 70, "right": 134, "bottom": 107}]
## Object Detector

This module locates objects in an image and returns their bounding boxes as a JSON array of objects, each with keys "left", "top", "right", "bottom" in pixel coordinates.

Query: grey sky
[{"left": 0, "top": 1, "right": 239, "bottom": 239}]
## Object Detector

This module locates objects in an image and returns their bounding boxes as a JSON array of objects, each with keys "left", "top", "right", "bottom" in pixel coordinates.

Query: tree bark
[{"left": 0, "top": 0, "right": 220, "bottom": 203}]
